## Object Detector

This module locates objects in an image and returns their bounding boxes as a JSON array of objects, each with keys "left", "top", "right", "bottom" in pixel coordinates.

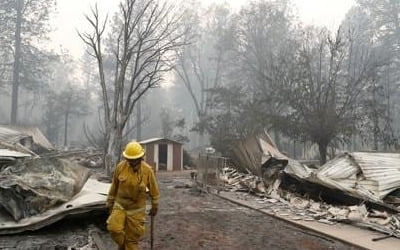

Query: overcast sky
[{"left": 50, "top": 0, "right": 355, "bottom": 58}]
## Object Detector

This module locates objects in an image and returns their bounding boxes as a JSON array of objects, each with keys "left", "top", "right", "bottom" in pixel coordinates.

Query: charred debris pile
[
  {"left": 0, "top": 125, "right": 107, "bottom": 234},
  {"left": 218, "top": 132, "right": 400, "bottom": 239}
]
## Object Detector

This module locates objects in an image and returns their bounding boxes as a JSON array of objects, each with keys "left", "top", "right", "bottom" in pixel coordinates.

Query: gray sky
[
  {"left": 293, "top": 0, "right": 355, "bottom": 29},
  {"left": 50, "top": 0, "right": 355, "bottom": 58}
]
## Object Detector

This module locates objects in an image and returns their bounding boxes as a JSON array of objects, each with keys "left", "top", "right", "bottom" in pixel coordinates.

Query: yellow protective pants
[{"left": 107, "top": 207, "right": 146, "bottom": 250}]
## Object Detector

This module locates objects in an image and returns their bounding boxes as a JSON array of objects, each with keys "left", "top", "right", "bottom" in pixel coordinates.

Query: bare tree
[
  {"left": 175, "top": 3, "right": 233, "bottom": 146},
  {"left": 79, "top": 0, "right": 187, "bottom": 175}
]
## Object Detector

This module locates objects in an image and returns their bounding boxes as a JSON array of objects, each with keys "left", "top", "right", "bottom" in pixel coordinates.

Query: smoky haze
[{"left": 1, "top": 0, "right": 397, "bottom": 165}]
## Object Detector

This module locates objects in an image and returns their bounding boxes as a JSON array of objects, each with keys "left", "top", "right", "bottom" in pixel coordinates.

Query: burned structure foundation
[{"left": 219, "top": 131, "right": 400, "bottom": 239}]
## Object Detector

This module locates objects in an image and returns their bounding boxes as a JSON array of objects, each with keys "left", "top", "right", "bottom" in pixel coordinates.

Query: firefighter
[{"left": 106, "top": 141, "right": 160, "bottom": 250}]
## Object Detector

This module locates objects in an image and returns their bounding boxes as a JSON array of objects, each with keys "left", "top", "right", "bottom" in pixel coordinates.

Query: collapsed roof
[
  {"left": 285, "top": 152, "right": 400, "bottom": 204},
  {"left": 226, "top": 134, "right": 400, "bottom": 239},
  {"left": 0, "top": 178, "right": 109, "bottom": 235},
  {"left": 232, "top": 132, "right": 400, "bottom": 207},
  {"left": 0, "top": 125, "right": 54, "bottom": 155},
  {"left": 0, "top": 125, "right": 109, "bottom": 234},
  {"left": 0, "top": 157, "right": 90, "bottom": 221},
  {"left": 0, "top": 149, "right": 31, "bottom": 165},
  {"left": 232, "top": 131, "right": 288, "bottom": 176}
]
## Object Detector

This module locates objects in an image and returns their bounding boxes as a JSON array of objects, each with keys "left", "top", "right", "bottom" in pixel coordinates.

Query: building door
[{"left": 158, "top": 144, "right": 168, "bottom": 170}]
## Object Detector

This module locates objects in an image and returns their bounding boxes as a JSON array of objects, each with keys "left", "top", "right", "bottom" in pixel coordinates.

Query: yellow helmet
[{"left": 123, "top": 141, "right": 145, "bottom": 159}]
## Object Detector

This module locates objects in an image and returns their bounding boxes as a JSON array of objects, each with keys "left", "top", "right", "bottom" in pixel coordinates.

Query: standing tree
[
  {"left": 356, "top": 0, "right": 400, "bottom": 49},
  {"left": 206, "top": 85, "right": 247, "bottom": 157},
  {"left": 202, "top": 0, "right": 297, "bottom": 154},
  {"left": 0, "top": 0, "right": 56, "bottom": 124},
  {"left": 42, "top": 87, "right": 88, "bottom": 146},
  {"left": 160, "top": 108, "right": 188, "bottom": 143},
  {"left": 79, "top": 0, "right": 187, "bottom": 175},
  {"left": 345, "top": 1, "right": 400, "bottom": 150},
  {"left": 175, "top": 2, "right": 234, "bottom": 147},
  {"left": 234, "top": 0, "right": 296, "bottom": 148},
  {"left": 42, "top": 89, "right": 62, "bottom": 143},
  {"left": 41, "top": 52, "right": 89, "bottom": 146},
  {"left": 59, "top": 87, "right": 89, "bottom": 147},
  {"left": 275, "top": 28, "right": 382, "bottom": 164},
  {"left": 0, "top": 1, "right": 14, "bottom": 89}
]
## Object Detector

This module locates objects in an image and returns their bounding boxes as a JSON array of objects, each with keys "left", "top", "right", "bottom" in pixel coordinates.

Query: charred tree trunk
[
  {"left": 11, "top": 0, "right": 23, "bottom": 124},
  {"left": 64, "top": 112, "right": 69, "bottom": 147},
  {"left": 105, "top": 125, "right": 123, "bottom": 177},
  {"left": 318, "top": 141, "right": 328, "bottom": 165},
  {"left": 372, "top": 79, "right": 379, "bottom": 151},
  {"left": 292, "top": 140, "right": 296, "bottom": 158},
  {"left": 274, "top": 130, "right": 281, "bottom": 149}
]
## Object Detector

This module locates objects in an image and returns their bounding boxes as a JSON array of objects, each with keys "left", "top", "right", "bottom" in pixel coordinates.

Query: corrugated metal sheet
[
  {"left": 232, "top": 132, "right": 288, "bottom": 176},
  {"left": 0, "top": 179, "right": 109, "bottom": 234},
  {"left": 0, "top": 127, "right": 28, "bottom": 144},
  {"left": 230, "top": 131, "right": 400, "bottom": 203},
  {"left": 352, "top": 152, "right": 400, "bottom": 199},
  {"left": 285, "top": 152, "right": 400, "bottom": 202},
  {"left": 316, "top": 154, "right": 359, "bottom": 179},
  {"left": 284, "top": 159, "right": 312, "bottom": 179},
  {"left": 0, "top": 125, "right": 54, "bottom": 150},
  {"left": 0, "top": 149, "right": 31, "bottom": 158}
]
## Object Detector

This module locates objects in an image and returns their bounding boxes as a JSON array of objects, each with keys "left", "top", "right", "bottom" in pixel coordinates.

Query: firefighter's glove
[{"left": 150, "top": 204, "right": 158, "bottom": 217}]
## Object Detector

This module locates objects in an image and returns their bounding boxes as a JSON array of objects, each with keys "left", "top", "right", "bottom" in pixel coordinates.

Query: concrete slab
[{"left": 217, "top": 191, "right": 400, "bottom": 250}]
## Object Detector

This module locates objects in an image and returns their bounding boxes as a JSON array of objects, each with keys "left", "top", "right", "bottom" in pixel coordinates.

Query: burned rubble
[
  {"left": 0, "top": 157, "right": 90, "bottom": 221},
  {"left": 0, "top": 125, "right": 108, "bottom": 235},
  {"left": 0, "top": 123, "right": 399, "bottom": 246},
  {"left": 218, "top": 131, "right": 400, "bottom": 240}
]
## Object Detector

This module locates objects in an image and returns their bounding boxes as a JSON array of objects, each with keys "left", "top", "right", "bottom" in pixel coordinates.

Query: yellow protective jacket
[
  {"left": 107, "top": 160, "right": 160, "bottom": 211},
  {"left": 106, "top": 160, "right": 159, "bottom": 249}
]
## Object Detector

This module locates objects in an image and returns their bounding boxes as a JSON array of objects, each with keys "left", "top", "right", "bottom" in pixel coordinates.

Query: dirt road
[
  {"left": 138, "top": 171, "right": 359, "bottom": 250},
  {"left": 0, "top": 171, "right": 361, "bottom": 250}
]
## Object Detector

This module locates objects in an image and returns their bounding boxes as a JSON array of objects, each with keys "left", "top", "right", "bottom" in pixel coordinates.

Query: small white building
[{"left": 140, "top": 138, "right": 183, "bottom": 172}]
